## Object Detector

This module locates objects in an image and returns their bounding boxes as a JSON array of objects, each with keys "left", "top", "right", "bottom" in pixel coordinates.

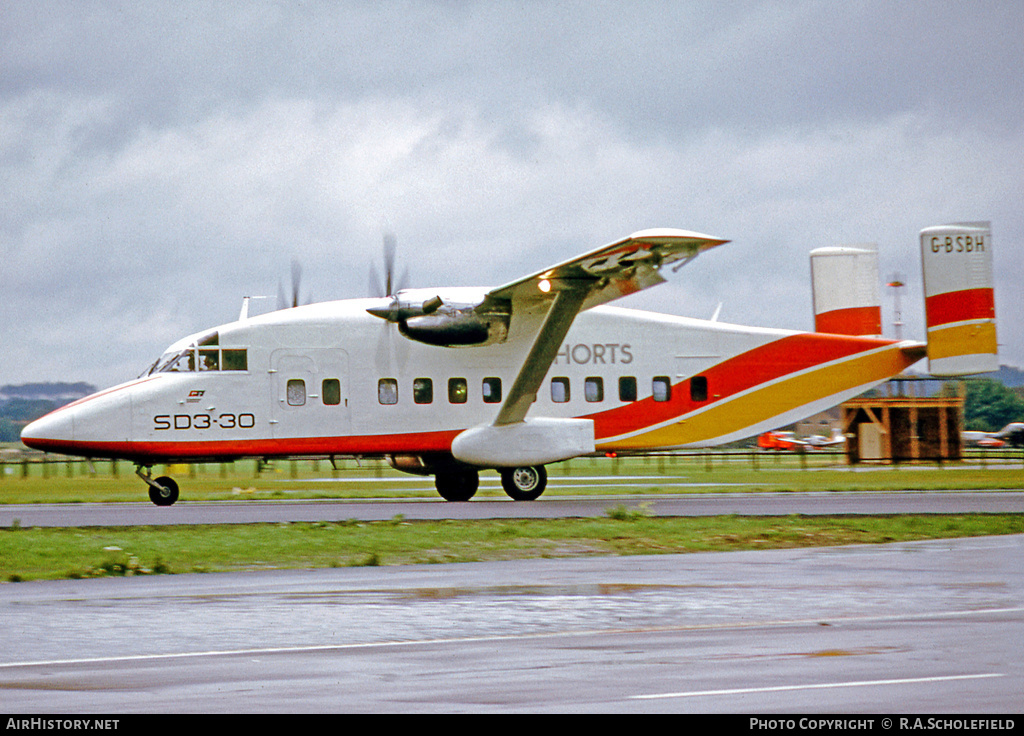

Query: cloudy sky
[{"left": 3, "top": 1, "right": 1022, "bottom": 389}]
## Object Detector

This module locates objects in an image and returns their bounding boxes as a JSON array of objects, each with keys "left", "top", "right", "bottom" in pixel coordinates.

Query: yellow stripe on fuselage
[{"left": 603, "top": 343, "right": 916, "bottom": 449}]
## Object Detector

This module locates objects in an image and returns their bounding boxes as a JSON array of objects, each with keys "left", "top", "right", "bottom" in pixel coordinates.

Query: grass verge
[
  {"left": 3, "top": 513, "right": 1022, "bottom": 582},
  {"left": 2, "top": 454, "right": 1024, "bottom": 504}
]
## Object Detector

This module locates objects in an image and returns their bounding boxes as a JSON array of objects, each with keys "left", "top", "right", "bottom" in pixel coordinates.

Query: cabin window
[
  {"left": 619, "top": 376, "right": 637, "bottom": 402},
  {"left": 165, "top": 352, "right": 195, "bottom": 372},
  {"left": 287, "top": 379, "right": 306, "bottom": 406},
  {"left": 653, "top": 376, "right": 671, "bottom": 402},
  {"left": 322, "top": 379, "right": 341, "bottom": 406},
  {"left": 482, "top": 377, "right": 502, "bottom": 404},
  {"left": 550, "top": 377, "right": 570, "bottom": 403},
  {"left": 152, "top": 345, "right": 247, "bottom": 374},
  {"left": 413, "top": 378, "right": 434, "bottom": 404},
  {"left": 198, "top": 349, "right": 219, "bottom": 371},
  {"left": 585, "top": 377, "right": 604, "bottom": 402},
  {"left": 378, "top": 379, "right": 398, "bottom": 405},
  {"left": 448, "top": 378, "right": 468, "bottom": 404},
  {"left": 197, "top": 333, "right": 219, "bottom": 371},
  {"left": 690, "top": 375, "right": 709, "bottom": 402},
  {"left": 222, "top": 349, "right": 248, "bottom": 371}
]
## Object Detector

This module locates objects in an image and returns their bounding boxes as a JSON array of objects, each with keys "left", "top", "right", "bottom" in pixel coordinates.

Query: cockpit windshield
[{"left": 142, "top": 332, "right": 247, "bottom": 377}]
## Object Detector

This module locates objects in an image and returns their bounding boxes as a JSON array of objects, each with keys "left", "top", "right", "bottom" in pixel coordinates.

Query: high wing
[
  {"left": 482, "top": 228, "right": 728, "bottom": 427},
  {"left": 479, "top": 228, "right": 728, "bottom": 312}
]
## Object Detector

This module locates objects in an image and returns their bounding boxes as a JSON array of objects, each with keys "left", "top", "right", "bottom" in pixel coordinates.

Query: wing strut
[
  {"left": 494, "top": 287, "right": 588, "bottom": 427},
  {"left": 451, "top": 228, "right": 728, "bottom": 468}
]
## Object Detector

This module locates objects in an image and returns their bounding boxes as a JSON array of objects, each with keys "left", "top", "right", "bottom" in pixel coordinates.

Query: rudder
[{"left": 920, "top": 222, "right": 997, "bottom": 375}]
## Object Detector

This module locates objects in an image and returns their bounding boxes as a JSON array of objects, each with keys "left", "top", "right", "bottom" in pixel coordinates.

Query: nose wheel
[{"left": 136, "top": 466, "right": 180, "bottom": 506}]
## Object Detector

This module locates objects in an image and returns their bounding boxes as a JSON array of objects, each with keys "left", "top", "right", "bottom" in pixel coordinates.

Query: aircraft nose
[
  {"left": 20, "top": 409, "right": 75, "bottom": 452},
  {"left": 21, "top": 382, "right": 137, "bottom": 457}
]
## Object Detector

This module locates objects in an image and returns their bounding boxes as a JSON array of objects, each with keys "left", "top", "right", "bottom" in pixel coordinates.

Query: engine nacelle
[
  {"left": 399, "top": 309, "right": 508, "bottom": 347},
  {"left": 368, "top": 292, "right": 510, "bottom": 348}
]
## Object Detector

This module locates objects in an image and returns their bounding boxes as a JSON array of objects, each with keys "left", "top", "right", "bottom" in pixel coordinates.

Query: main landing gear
[
  {"left": 433, "top": 465, "right": 549, "bottom": 502},
  {"left": 434, "top": 467, "right": 480, "bottom": 502},
  {"left": 500, "top": 465, "right": 547, "bottom": 501},
  {"left": 136, "top": 466, "right": 179, "bottom": 506}
]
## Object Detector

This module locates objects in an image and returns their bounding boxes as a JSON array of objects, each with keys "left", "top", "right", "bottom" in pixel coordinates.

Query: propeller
[
  {"left": 367, "top": 233, "right": 443, "bottom": 321},
  {"left": 368, "top": 233, "right": 410, "bottom": 301},
  {"left": 365, "top": 233, "right": 500, "bottom": 349},
  {"left": 368, "top": 233, "right": 412, "bottom": 371},
  {"left": 277, "top": 259, "right": 310, "bottom": 310}
]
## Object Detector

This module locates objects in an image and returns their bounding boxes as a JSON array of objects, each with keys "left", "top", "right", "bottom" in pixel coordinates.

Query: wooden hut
[{"left": 841, "top": 393, "right": 963, "bottom": 463}]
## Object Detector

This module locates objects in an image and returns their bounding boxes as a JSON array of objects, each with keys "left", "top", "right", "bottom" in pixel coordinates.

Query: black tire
[
  {"left": 500, "top": 465, "right": 547, "bottom": 501},
  {"left": 435, "top": 468, "right": 479, "bottom": 502},
  {"left": 149, "top": 476, "right": 179, "bottom": 506}
]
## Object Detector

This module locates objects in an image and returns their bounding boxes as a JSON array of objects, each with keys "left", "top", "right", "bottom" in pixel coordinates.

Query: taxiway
[
  {"left": 1, "top": 534, "right": 1022, "bottom": 712},
  {"left": 2, "top": 489, "right": 1022, "bottom": 527}
]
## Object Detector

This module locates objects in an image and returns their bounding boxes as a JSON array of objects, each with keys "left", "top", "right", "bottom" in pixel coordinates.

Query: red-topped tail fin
[{"left": 810, "top": 246, "right": 882, "bottom": 336}]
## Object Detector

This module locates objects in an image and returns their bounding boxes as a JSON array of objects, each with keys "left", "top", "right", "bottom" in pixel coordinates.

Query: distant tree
[
  {"left": 0, "top": 418, "right": 22, "bottom": 443},
  {"left": 942, "top": 379, "right": 1024, "bottom": 432},
  {"left": 0, "top": 399, "right": 60, "bottom": 423},
  {"left": 0, "top": 382, "right": 94, "bottom": 400}
]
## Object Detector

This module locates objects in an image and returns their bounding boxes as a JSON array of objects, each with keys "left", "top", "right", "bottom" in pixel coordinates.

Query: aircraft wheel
[
  {"left": 500, "top": 465, "right": 547, "bottom": 501},
  {"left": 149, "top": 476, "right": 179, "bottom": 506},
  {"left": 435, "top": 468, "right": 479, "bottom": 502}
]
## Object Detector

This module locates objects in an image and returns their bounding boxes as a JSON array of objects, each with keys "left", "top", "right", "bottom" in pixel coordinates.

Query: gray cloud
[{"left": 2, "top": 1, "right": 1021, "bottom": 387}]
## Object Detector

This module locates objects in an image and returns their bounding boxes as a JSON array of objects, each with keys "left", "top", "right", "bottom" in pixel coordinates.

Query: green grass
[
  {"left": 2, "top": 451, "right": 1023, "bottom": 582},
  {"left": 2, "top": 452, "right": 1024, "bottom": 504},
  {"left": 2, "top": 513, "right": 1022, "bottom": 582}
]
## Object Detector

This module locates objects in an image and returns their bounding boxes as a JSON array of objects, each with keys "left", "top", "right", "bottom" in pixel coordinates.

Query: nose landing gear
[{"left": 136, "top": 466, "right": 180, "bottom": 506}]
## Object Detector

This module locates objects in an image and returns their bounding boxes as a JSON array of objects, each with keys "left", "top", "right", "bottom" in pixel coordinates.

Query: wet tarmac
[
  {"left": 3, "top": 489, "right": 1023, "bottom": 527},
  {"left": 1, "top": 534, "right": 1022, "bottom": 712}
]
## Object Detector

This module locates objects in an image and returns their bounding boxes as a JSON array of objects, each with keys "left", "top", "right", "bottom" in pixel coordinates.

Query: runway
[
  {"left": 2, "top": 489, "right": 1022, "bottom": 527},
  {"left": 1, "top": 534, "right": 1022, "bottom": 713}
]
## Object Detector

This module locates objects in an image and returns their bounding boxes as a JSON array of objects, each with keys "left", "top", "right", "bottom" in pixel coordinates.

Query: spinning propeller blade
[{"left": 277, "top": 259, "right": 309, "bottom": 310}]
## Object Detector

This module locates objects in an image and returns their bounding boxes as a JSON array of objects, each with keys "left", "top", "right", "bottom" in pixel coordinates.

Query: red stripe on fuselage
[
  {"left": 585, "top": 332, "right": 898, "bottom": 440},
  {"left": 27, "top": 429, "right": 465, "bottom": 464}
]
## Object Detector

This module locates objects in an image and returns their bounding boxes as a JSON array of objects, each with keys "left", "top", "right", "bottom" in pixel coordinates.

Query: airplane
[
  {"left": 21, "top": 222, "right": 998, "bottom": 505},
  {"left": 757, "top": 427, "right": 846, "bottom": 451},
  {"left": 805, "top": 427, "right": 848, "bottom": 449},
  {"left": 757, "top": 430, "right": 802, "bottom": 451},
  {"left": 962, "top": 422, "right": 1024, "bottom": 448}
]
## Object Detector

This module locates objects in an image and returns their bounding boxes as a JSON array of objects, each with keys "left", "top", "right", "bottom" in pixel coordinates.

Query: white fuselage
[{"left": 22, "top": 296, "right": 923, "bottom": 464}]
